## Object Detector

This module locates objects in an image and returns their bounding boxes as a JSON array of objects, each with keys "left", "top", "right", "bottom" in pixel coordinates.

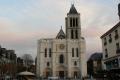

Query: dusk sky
[{"left": 0, "top": 0, "right": 119, "bottom": 59}]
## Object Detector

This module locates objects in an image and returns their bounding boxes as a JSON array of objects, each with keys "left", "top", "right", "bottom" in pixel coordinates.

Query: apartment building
[{"left": 101, "top": 3, "right": 120, "bottom": 70}]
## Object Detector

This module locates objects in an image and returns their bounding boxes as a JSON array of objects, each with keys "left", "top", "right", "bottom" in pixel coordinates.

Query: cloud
[{"left": 0, "top": 0, "right": 119, "bottom": 59}]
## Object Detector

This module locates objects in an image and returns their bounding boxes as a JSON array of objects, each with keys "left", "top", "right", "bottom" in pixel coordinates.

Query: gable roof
[
  {"left": 68, "top": 4, "right": 78, "bottom": 14},
  {"left": 56, "top": 27, "right": 66, "bottom": 39}
]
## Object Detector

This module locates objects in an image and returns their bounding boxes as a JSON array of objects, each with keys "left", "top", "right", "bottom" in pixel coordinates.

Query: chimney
[{"left": 118, "top": 3, "right": 120, "bottom": 19}]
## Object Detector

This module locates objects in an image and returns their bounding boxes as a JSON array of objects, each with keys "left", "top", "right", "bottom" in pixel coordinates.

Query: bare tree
[{"left": 22, "top": 54, "right": 34, "bottom": 67}]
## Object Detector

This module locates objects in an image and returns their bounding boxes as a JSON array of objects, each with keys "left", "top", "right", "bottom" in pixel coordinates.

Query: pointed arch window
[
  {"left": 70, "top": 18, "right": 72, "bottom": 27},
  {"left": 76, "top": 18, "right": 78, "bottom": 27},
  {"left": 45, "top": 48, "right": 47, "bottom": 57},
  {"left": 49, "top": 48, "right": 51, "bottom": 57},
  {"left": 75, "top": 30, "right": 78, "bottom": 39},
  {"left": 73, "top": 18, "right": 75, "bottom": 27},
  {"left": 72, "top": 48, "right": 74, "bottom": 57},
  {"left": 74, "top": 61, "right": 77, "bottom": 66},
  {"left": 71, "top": 29, "right": 74, "bottom": 39},
  {"left": 76, "top": 48, "right": 79, "bottom": 57},
  {"left": 59, "top": 55, "right": 64, "bottom": 64},
  {"left": 47, "top": 62, "right": 50, "bottom": 67}
]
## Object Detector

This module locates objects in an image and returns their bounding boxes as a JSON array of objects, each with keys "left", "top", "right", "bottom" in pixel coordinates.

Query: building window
[
  {"left": 49, "top": 48, "right": 51, "bottom": 57},
  {"left": 104, "top": 37, "right": 107, "bottom": 46},
  {"left": 74, "top": 61, "right": 77, "bottom": 66},
  {"left": 105, "top": 49, "right": 108, "bottom": 58},
  {"left": 71, "top": 30, "right": 74, "bottom": 39},
  {"left": 115, "top": 30, "right": 119, "bottom": 40},
  {"left": 72, "top": 48, "right": 74, "bottom": 57},
  {"left": 76, "top": 18, "right": 78, "bottom": 27},
  {"left": 75, "top": 30, "right": 78, "bottom": 39},
  {"left": 45, "top": 48, "right": 47, "bottom": 57},
  {"left": 47, "top": 62, "right": 50, "bottom": 67},
  {"left": 73, "top": 18, "right": 75, "bottom": 27},
  {"left": 59, "top": 55, "right": 64, "bottom": 64},
  {"left": 109, "top": 34, "right": 112, "bottom": 43},
  {"left": 70, "top": 18, "right": 72, "bottom": 27},
  {"left": 116, "top": 43, "right": 120, "bottom": 53},
  {"left": 76, "top": 48, "right": 79, "bottom": 57}
]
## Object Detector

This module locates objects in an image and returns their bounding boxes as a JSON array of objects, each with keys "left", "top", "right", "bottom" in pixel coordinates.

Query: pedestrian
[
  {"left": 90, "top": 75, "right": 93, "bottom": 80},
  {"left": 82, "top": 77, "right": 84, "bottom": 80}
]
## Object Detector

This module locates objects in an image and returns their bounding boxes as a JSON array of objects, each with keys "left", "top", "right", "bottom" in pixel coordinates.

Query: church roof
[
  {"left": 56, "top": 27, "right": 66, "bottom": 39},
  {"left": 88, "top": 53, "right": 103, "bottom": 61},
  {"left": 68, "top": 4, "right": 78, "bottom": 14}
]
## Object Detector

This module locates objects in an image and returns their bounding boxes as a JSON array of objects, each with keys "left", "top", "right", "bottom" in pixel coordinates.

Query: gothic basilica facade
[{"left": 36, "top": 5, "right": 87, "bottom": 78}]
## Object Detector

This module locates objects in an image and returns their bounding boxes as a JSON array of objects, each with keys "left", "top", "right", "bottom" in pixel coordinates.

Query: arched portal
[
  {"left": 55, "top": 65, "right": 67, "bottom": 78},
  {"left": 43, "top": 68, "right": 51, "bottom": 78},
  {"left": 59, "top": 54, "right": 64, "bottom": 64},
  {"left": 71, "top": 67, "right": 80, "bottom": 78}
]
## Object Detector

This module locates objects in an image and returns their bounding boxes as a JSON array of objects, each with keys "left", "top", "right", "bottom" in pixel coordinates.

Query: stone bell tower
[{"left": 65, "top": 4, "right": 81, "bottom": 39}]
